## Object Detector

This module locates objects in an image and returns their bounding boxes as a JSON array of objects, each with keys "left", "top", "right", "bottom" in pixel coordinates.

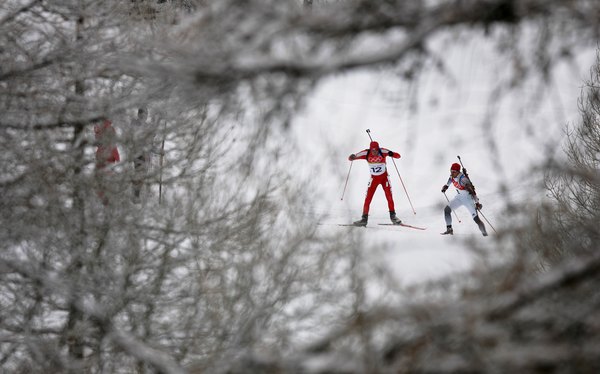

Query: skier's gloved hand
[
  {"left": 476, "top": 202, "right": 482, "bottom": 210},
  {"left": 349, "top": 154, "right": 356, "bottom": 161},
  {"left": 441, "top": 185, "right": 448, "bottom": 193},
  {"left": 388, "top": 150, "right": 394, "bottom": 156}
]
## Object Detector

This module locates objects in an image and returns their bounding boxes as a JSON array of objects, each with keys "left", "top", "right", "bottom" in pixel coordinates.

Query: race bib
[{"left": 369, "top": 162, "right": 386, "bottom": 176}]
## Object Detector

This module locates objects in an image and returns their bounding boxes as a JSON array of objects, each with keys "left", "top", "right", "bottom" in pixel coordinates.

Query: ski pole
[
  {"left": 366, "top": 129, "right": 373, "bottom": 141},
  {"left": 391, "top": 158, "right": 416, "bottom": 215},
  {"left": 443, "top": 192, "right": 461, "bottom": 223},
  {"left": 478, "top": 208, "right": 497, "bottom": 234},
  {"left": 340, "top": 161, "right": 353, "bottom": 200}
]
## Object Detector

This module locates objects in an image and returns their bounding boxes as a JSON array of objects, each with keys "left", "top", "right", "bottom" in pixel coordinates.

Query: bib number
[{"left": 369, "top": 163, "right": 386, "bottom": 176}]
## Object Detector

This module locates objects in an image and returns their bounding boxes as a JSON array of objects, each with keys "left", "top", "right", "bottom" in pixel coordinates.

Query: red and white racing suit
[
  {"left": 351, "top": 148, "right": 401, "bottom": 215},
  {"left": 444, "top": 173, "right": 478, "bottom": 220}
]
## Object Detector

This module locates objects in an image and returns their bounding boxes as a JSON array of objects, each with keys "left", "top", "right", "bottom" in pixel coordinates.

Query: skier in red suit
[{"left": 348, "top": 141, "right": 401, "bottom": 227}]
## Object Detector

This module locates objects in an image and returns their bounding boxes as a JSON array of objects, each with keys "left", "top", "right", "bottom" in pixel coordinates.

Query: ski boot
[
  {"left": 389, "top": 211, "right": 402, "bottom": 225},
  {"left": 353, "top": 214, "right": 368, "bottom": 227},
  {"left": 441, "top": 225, "right": 453, "bottom": 235}
]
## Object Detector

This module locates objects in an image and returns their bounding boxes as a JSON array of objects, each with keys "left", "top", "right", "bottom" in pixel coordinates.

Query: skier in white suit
[{"left": 441, "top": 163, "right": 487, "bottom": 236}]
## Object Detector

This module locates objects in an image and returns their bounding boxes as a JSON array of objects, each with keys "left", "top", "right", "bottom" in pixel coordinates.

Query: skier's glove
[
  {"left": 349, "top": 154, "right": 356, "bottom": 161},
  {"left": 441, "top": 185, "right": 448, "bottom": 193},
  {"left": 388, "top": 150, "right": 394, "bottom": 156},
  {"left": 476, "top": 202, "right": 482, "bottom": 210}
]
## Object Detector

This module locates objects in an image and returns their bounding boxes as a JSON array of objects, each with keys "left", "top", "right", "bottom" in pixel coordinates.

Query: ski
[
  {"left": 319, "top": 223, "right": 421, "bottom": 230},
  {"left": 378, "top": 223, "right": 426, "bottom": 230},
  {"left": 317, "top": 223, "right": 368, "bottom": 228}
]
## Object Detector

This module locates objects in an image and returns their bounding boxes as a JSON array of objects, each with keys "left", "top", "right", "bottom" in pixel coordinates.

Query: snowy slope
[{"left": 291, "top": 37, "right": 595, "bottom": 285}]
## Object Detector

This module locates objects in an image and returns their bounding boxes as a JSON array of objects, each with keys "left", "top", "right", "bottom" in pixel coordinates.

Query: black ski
[{"left": 378, "top": 223, "right": 426, "bottom": 230}]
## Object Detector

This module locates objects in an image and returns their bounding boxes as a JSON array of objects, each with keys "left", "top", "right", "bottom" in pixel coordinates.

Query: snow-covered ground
[{"left": 292, "top": 37, "right": 595, "bottom": 285}]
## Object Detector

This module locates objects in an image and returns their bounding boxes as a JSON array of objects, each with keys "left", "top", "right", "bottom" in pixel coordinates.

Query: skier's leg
[
  {"left": 383, "top": 177, "right": 401, "bottom": 224},
  {"left": 474, "top": 216, "right": 488, "bottom": 236},
  {"left": 443, "top": 196, "right": 462, "bottom": 234},
  {"left": 355, "top": 178, "right": 377, "bottom": 226},
  {"left": 460, "top": 194, "right": 488, "bottom": 236},
  {"left": 383, "top": 176, "right": 395, "bottom": 212},
  {"left": 444, "top": 205, "right": 452, "bottom": 226},
  {"left": 441, "top": 206, "right": 453, "bottom": 234},
  {"left": 362, "top": 177, "right": 378, "bottom": 215},
  {"left": 462, "top": 195, "right": 478, "bottom": 219}
]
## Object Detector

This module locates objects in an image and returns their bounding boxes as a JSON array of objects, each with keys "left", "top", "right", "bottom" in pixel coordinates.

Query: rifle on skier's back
[{"left": 457, "top": 155, "right": 476, "bottom": 194}]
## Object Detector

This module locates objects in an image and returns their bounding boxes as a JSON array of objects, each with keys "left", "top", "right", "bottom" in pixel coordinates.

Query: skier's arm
[
  {"left": 469, "top": 187, "right": 482, "bottom": 209},
  {"left": 469, "top": 185, "right": 482, "bottom": 209},
  {"left": 441, "top": 178, "right": 451, "bottom": 193},
  {"left": 462, "top": 177, "right": 482, "bottom": 208},
  {"left": 461, "top": 177, "right": 475, "bottom": 194},
  {"left": 462, "top": 177, "right": 477, "bottom": 197},
  {"left": 349, "top": 149, "right": 368, "bottom": 161},
  {"left": 381, "top": 148, "right": 400, "bottom": 159},
  {"left": 466, "top": 184, "right": 477, "bottom": 196}
]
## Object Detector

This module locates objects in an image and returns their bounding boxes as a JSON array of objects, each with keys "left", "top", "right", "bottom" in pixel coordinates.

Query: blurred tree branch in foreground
[{"left": 0, "top": 0, "right": 599, "bottom": 373}]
